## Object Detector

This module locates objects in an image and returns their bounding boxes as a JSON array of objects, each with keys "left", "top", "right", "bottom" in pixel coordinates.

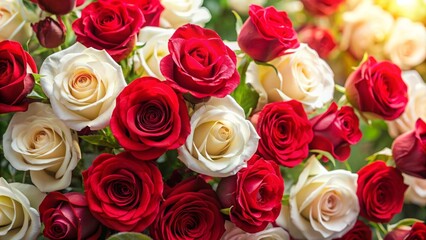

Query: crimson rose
[
  {"left": 309, "top": 102, "right": 362, "bottom": 161},
  {"left": 297, "top": 25, "right": 336, "bottom": 58},
  {"left": 335, "top": 220, "right": 372, "bottom": 240},
  {"left": 39, "top": 192, "right": 102, "bottom": 240},
  {"left": 0, "top": 41, "right": 36, "bottom": 114},
  {"left": 405, "top": 222, "right": 426, "bottom": 240},
  {"left": 345, "top": 56, "right": 408, "bottom": 120},
  {"left": 237, "top": 5, "right": 299, "bottom": 62},
  {"left": 72, "top": 0, "right": 145, "bottom": 61},
  {"left": 82, "top": 152, "right": 163, "bottom": 232},
  {"left": 301, "top": 0, "right": 344, "bottom": 16},
  {"left": 356, "top": 161, "right": 408, "bottom": 223},
  {"left": 110, "top": 77, "right": 190, "bottom": 160},
  {"left": 160, "top": 24, "right": 239, "bottom": 100}
]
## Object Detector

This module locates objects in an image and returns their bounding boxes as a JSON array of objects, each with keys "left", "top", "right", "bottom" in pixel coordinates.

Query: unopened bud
[
  {"left": 37, "top": 0, "right": 76, "bottom": 15},
  {"left": 32, "top": 17, "right": 65, "bottom": 48}
]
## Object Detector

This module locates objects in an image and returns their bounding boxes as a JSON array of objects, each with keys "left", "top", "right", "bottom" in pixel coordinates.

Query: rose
[
  {"left": 403, "top": 174, "right": 426, "bottom": 206},
  {"left": 221, "top": 221, "right": 290, "bottom": 240},
  {"left": 309, "top": 102, "right": 362, "bottom": 161},
  {"left": 246, "top": 43, "right": 334, "bottom": 111},
  {"left": 178, "top": 96, "right": 259, "bottom": 177},
  {"left": 150, "top": 176, "right": 225, "bottom": 240},
  {"left": 392, "top": 119, "right": 426, "bottom": 179},
  {"left": 276, "top": 156, "right": 359, "bottom": 239},
  {"left": 39, "top": 192, "right": 102, "bottom": 240},
  {"left": 334, "top": 220, "right": 372, "bottom": 240},
  {"left": 3, "top": 103, "right": 81, "bottom": 192},
  {"left": 0, "top": 177, "right": 45, "bottom": 239},
  {"left": 160, "top": 0, "right": 211, "bottom": 28},
  {"left": 0, "top": 40, "right": 37, "bottom": 114},
  {"left": 36, "top": 0, "right": 76, "bottom": 15},
  {"left": 301, "top": 0, "right": 344, "bottom": 16},
  {"left": 384, "top": 18, "right": 426, "bottom": 70},
  {"left": 297, "top": 25, "right": 336, "bottom": 59},
  {"left": 405, "top": 222, "right": 426, "bottom": 239},
  {"left": 40, "top": 43, "right": 127, "bottom": 131},
  {"left": 115, "top": 0, "right": 164, "bottom": 27},
  {"left": 345, "top": 56, "right": 408, "bottom": 120},
  {"left": 160, "top": 24, "right": 240, "bottom": 99},
  {"left": 0, "top": 0, "right": 38, "bottom": 44},
  {"left": 227, "top": 0, "right": 267, "bottom": 14},
  {"left": 32, "top": 17, "right": 66, "bottom": 49},
  {"left": 256, "top": 100, "right": 313, "bottom": 167},
  {"left": 110, "top": 77, "right": 190, "bottom": 160},
  {"left": 237, "top": 5, "right": 299, "bottom": 62},
  {"left": 384, "top": 227, "right": 411, "bottom": 240},
  {"left": 82, "top": 152, "right": 163, "bottom": 232},
  {"left": 72, "top": 0, "right": 145, "bottom": 62},
  {"left": 387, "top": 71, "right": 426, "bottom": 137},
  {"left": 356, "top": 161, "right": 408, "bottom": 222}
]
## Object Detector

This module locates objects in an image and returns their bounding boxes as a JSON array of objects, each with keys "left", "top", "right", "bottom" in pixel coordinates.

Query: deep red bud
[
  {"left": 37, "top": 0, "right": 76, "bottom": 15},
  {"left": 32, "top": 17, "right": 65, "bottom": 48}
]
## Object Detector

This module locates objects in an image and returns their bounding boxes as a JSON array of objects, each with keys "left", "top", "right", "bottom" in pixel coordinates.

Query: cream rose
[
  {"left": 0, "top": 178, "right": 45, "bottom": 240},
  {"left": 40, "top": 43, "right": 127, "bottom": 131},
  {"left": 227, "top": 0, "right": 267, "bottom": 14},
  {"left": 341, "top": 2, "right": 394, "bottom": 60},
  {"left": 276, "top": 156, "right": 359, "bottom": 240},
  {"left": 221, "top": 221, "right": 290, "bottom": 240},
  {"left": 0, "top": 0, "right": 38, "bottom": 43},
  {"left": 246, "top": 43, "right": 334, "bottom": 112},
  {"left": 3, "top": 103, "right": 81, "bottom": 193},
  {"left": 160, "top": 0, "right": 211, "bottom": 28},
  {"left": 403, "top": 174, "right": 426, "bottom": 207},
  {"left": 387, "top": 71, "right": 426, "bottom": 137},
  {"left": 133, "top": 27, "right": 175, "bottom": 79},
  {"left": 384, "top": 18, "right": 426, "bottom": 70},
  {"left": 178, "top": 96, "right": 259, "bottom": 177}
]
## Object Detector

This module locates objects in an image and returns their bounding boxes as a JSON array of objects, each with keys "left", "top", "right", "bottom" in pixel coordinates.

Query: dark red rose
[
  {"left": 37, "top": 0, "right": 76, "bottom": 15},
  {"left": 392, "top": 118, "right": 426, "bottom": 179},
  {"left": 301, "top": 0, "right": 344, "bottom": 16},
  {"left": 384, "top": 227, "right": 411, "bottom": 240},
  {"left": 256, "top": 100, "right": 313, "bottom": 167},
  {"left": 120, "top": 0, "right": 164, "bottom": 27},
  {"left": 356, "top": 161, "right": 408, "bottom": 223},
  {"left": 72, "top": 0, "right": 145, "bottom": 61},
  {"left": 406, "top": 222, "right": 426, "bottom": 240},
  {"left": 309, "top": 102, "right": 362, "bottom": 161},
  {"left": 237, "top": 4, "right": 299, "bottom": 62},
  {"left": 150, "top": 176, "right": 225, "bottom": 240},
  {"left": 0, "top": 40, "right": 36, "bottom": 114},
  {"left": 334, "top": 220, "right": 372, "bottom": 240},
  {"left": 110, "top": 77, "right": 190, "bottom": 160},
  {"left": 82, "top": 152, "right": 163, "bottom": 232},
  {"left": 345, "top": 56, "right": 408, "bottom": 120},
  {"left": 160, "top": 23, "right": 239, "bottom": 100},
  {"left": 297, "top": 25, "right": 336, "bottom": 58},
  {"left": 39, "top": 192, "right": 102, "bottom": 240},
  {"left": 32, "top": 17, "right": 65, "bottom": 48}
]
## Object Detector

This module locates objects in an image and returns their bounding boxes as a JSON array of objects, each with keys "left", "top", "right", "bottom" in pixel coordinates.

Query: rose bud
[
  {"left": 392, "top": 118, "right": 426, "bottom": 179},
  {"left": 37, "top": 0, "right": 76, "bottom": 15},
  {"left": 32, "top": 17, "right": 65, "bottom": 48},
  {"left": 384, "top": 226, "right": 411, "bottom": 240},
  {"left": 39, "top": 192, "right": 102, "bottom": 240},
  {"left": 301, "top": 0, "right": 344, "bottom": 16},
  {"left": 297, "top": 25, "right": 336, "bottom": 59}
]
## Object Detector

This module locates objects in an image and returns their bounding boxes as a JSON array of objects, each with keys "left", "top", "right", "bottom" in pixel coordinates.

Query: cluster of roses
[{"left": 1, "top": 0, "right": 426, "bottom": 240}]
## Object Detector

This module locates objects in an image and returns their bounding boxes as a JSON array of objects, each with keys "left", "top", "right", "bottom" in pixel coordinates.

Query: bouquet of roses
[{"left": 0, "top": 0, "right": 425, "bottom": 239}]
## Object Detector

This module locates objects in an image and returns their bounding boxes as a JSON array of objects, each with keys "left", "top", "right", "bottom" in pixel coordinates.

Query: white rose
[
  {"left": 246, "top": 43, "right": 334, "bottom": 112},
  {"left": 160, "top": 0, "right": 211, "bottom": 28},
  {"left": 227, "top": 0, "right": 267, "bottom": 14},
  {"left": 3, "top": 103, "right": 81, "bottom": 192},
  {"left": 341, "top": 2, "right": 394, "bottom": 60},
  {"left": 133, "top": 27, "right": 175, "bottom": 79},
  {"left": 384, "top": 18, "right": 426, "bottom": 70},
  {"left": 178, "top": 96, "right": 259, "bottom": 177},
  {"left": 221, "top": 221, "right": 290, "bottom": 240},
  {"left": 387, "top": 71, "right": 426, "bottom": 137},
  {"left": 0, "top": 178, "right": 46, "bottom": 240},
  {"left": 40, "top": 43, "right": 127, "bottom": 131},
  {"left": 276, "top": 156, "right": 359, "bottom": 240},
  {"left": 0, "top": 0, "right": 38, "bottom": 43},
  {"left": 403, "top": 174, "right": 426, "bottom": 207}
]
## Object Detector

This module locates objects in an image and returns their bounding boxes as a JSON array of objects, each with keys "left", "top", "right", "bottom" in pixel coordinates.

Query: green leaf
[
  {"left": 28, "top": 74, "right": 47, "bottom": 100},
  {"left": 387, "top": 218, "right": 424, "bottom": 232},
  {"left": 79, "top": 128, "right": 121, "bottom": 149},
  {"left": 232, "top": 10, "right": 243, "bottom": 35},
  {"left": 107, "top": 232, "right": 152, "bottom": 240},
  {"left": 365, "top": 147, "right": 393, "bottom": 164},
  {"left": 230, "top": 83, "right": 259, "bottom": 117}
]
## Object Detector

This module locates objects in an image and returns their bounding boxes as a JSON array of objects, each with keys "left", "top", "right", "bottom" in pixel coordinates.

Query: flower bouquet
[{"left": 0, "top": 0, "right": 425, "bottom": 239}]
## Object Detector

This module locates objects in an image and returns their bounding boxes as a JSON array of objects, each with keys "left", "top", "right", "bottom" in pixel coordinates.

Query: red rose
[
  {"left": 72, "top": 0, "right": 145, "bottom": 61},
  {"left": 237, "top": 5, "right": 299, "bottom": 62},
  {"left": 405, "top": 222, "right": 426, "bottom": 240},
  {"left": 297, "top": 25, "right": 336, "bottom": 58},
  {"left": 301, "top": 0, "right": 344, "bottom": 16},
  {"left": 384, "top": 227, "right": 411, "bottom": 240},
  {"left": 120, "top": 0, "right": 164, "bottom": 27},
  {"left": 0, "top": 41, "right": 37, "bottom": 114},
  {"left": 309, "top": 102, "right": 362, "bottom": 161},
  {"left": 150, "top": 176, "right": 225, "bottom": 240},
  {"left": 392, "top": 118, "right": 426, "bottom": 179},
  {"left": 82, "top": 152, "right": 163, "bottom": 232},
  {"left": 356, "top": 161, "right": 408, "bottom": 223},
  {"left": 256, "top": 100, "right": 313, "bottom": 167},
  {"left": 345, "top": 56, "right": 408, "bottom": 120},
  {"left": 160, "top": 24, "right": 239, "bottom": 100},
  {"left": 36, "top": 0, "right": 76, "bottom": 15},
  {"left": 334, "top": 220, "right": 372, "bottom": 240},
  {"left": 39, "top": 192, "right": 102, "bottom": 240},
  {"left": 110, "top": 77, "right": 190, "bottom": 160}
]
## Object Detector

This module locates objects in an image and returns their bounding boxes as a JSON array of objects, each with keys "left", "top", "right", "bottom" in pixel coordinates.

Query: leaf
[
  {"left": 107, "top": 232, "right": 152, "bottom": 240},
  {"left": 79, "top": 128, "right": 121, "bottom": 149},
  {"left": 387, "top": 218, "right": 424, "bottom": 232},
  {"left": 365, "top": 147, "right": 393, "bottom": 163},
  {"left": 232, "top": 10, "right": 243, "bottom": 35},
  {"left": 230, "top": 83, "right": 259, "bottom": 117}
]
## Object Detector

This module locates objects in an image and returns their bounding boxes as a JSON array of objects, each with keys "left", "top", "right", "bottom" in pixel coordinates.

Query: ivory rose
[
  {"left": 227, "top": 0, "right": 267, "bottom": 14},
  {"left": 221, "top": 221, "right": 290, "bottom": 240},
  {"left": 246, "top": 43, "right": 334, "bottom": 111},
  {"left": 0, "top": 178, "right": 46, "bottom": 239},
  {"left": 40, "top": 43, "right": 127, "bottom": 131},
  {"left": 160, "top": 0, "right": 211, "bottom": 28},
  {"left": 276, "top": 156, "right": 359, "bottom": 239},
  {"left": 178, "top": 96, "right": 259, "bottom": 177},
  {"left": 3, "top": 103, "right": 81, "bottom": 192},
  {"left": 0, "top": 0, "right": 38, "bottom": 44}
]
